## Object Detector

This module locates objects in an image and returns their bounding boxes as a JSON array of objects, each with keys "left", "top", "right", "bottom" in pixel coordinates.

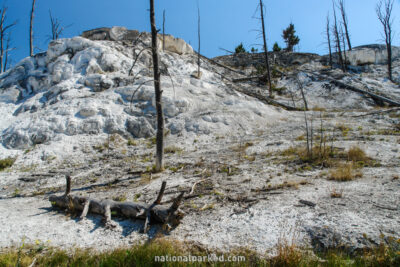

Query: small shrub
[{"left": 0, "top": 157, "right": 16, "bottom": 171}]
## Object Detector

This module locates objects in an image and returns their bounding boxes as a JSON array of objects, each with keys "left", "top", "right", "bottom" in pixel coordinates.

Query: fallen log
[
  {"left": 49, "top": 175, "right": 184, "bottom": 233},
  {"left": 310, "top": 72, "right": 400, "bottom": 107},
  {"left": 229, "top": 82, "right": 302, "bottom": 111}
]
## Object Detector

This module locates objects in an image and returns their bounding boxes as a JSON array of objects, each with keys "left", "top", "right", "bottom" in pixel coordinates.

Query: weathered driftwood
[{"left": 49, "top": 176, "right": 184, "bottom": 233}]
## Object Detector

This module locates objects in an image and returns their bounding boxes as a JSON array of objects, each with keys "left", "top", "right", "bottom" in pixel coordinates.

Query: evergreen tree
[
  {"left": 273, "top": 42, "right": 281, "bottom": 52},
  {"left": 234, "top": 43, "right": 246, "bottom": 54},
  {"left": 282, "top": 23, "right": 300, "bottom": 52}
]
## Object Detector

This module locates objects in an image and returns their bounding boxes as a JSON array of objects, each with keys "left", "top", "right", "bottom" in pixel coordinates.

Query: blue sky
[{"left": 1, "top": 0, "right": 400, "bottom": 66}]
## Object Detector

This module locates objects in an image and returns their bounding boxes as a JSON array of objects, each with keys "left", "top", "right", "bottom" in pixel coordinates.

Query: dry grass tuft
[
  {"left": 330, "top": 187, "right": 343, "bottom": 198},
  {"left": 347, "top": 146, "right": 368, "bottom": 162},
  {"left": 329, "top": 162, "right": 362, "bottom": 181}
]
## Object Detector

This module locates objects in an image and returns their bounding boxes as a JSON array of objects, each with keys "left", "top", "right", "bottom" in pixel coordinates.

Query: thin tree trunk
[
  {"left": 332, "top": 2, "right": 345, "bottom": 72},
  {"left": 387, "top": 43, "right": 392, "bottom": 81},
  {"left": 150, "top": 0, "right": 164, "bottom": 172},
  {"left": 30, "top": 0, "right": 37, "bottom": 57},
  {"left": 259, "top": 0, "right": 272, "bottom": 97},
  {"left": 0, "top": 9, "right": 5, "bottom": 73},
  {"left": 341, "top": 26, "right": 348, "bottom": 69},
  {"left": 162, "top": 10, "right": 165, "bottom": 51},
  {"left": 339, "top": 0, "right": 352, "bottom": 50},
  {"left": 376, "top": 0, "right": 394, "bottom": 82},
  {"left": 197, "top": 5, "right": 201, "bottom": 77},
  {"left": 4, "top": 33, "right": 10, "bottom": 72},
  {"left": 326, "top": 14, "right": 333, "bottom": 68}
]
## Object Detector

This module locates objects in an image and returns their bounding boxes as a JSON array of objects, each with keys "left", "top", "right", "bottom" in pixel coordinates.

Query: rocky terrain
[{"left": 0, "top": 26, "right": 399, "bottom": 255}]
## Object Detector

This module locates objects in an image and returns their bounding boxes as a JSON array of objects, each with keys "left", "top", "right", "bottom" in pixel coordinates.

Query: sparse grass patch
[
  {"left": 219, "top": 165, "right": 240, "bottom": 176},
  {"left": 164, "top": 146, "right": 183, "bottom": 154},
  {"left": 127, "top": 138, "right": 137, "bottom": 146},
  {"left": 312, "top": 106, "right": 326, "bottom": 112},
  {"left": 112, "top": 193, "right": 127, "bottom": 202},
  {"left": 336, "top": 123, "right": 352, "bottom": 137},
  {"left": 0, "top": 157, "right": 16, "bottom": 171}
]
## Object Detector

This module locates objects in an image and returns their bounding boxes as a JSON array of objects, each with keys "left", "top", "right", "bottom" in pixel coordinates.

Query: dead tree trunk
[
  {"left": 338, "top": 0, "right": 352, "bottom": 50},
  {"left": 376, "top": 0, "right": 394, "bottom": 82},
  {"left": 0, "top": 7, "right": 16, "bottom": 73},
  {"left": 326, "top": 14, "right": 333, "bottom": 68},
  {"left": 340, "top": 25, "right": 348, "bottom": 69},
  {"left": 30, "top": 0, "right": 37, "bottom": 57},
  {"left": 162, "top": 10, "right": 165, "bottom": 51},
  {"left": 150, "top": 0, "right": 164, "bottom": 172},
  {"left": 332, "top": 1, "right": 345, "bottom": 72},
  {"left": 259, "top": 0, "right": 272, "bottom": 97},
  {"left": 197, "top": 5, "right": 201, "bottom": 78},
  {"left": 49, "top": 176, "right": 184, "bottom": 233}
]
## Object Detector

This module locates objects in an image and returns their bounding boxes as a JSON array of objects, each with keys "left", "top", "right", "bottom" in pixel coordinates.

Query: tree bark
[
  {"left": 30, "top": 0, "right": 37, "bottom": 57},
  {"left": 149, "top": 0, "right": 164, "bottom": 172},
  {"left": 259, "top": 0, "right": 272, "bottom": 97}
]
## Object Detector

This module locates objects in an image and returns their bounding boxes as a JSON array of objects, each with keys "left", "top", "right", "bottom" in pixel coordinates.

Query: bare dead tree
[
  {"left": 162, "top": 10, "right": 165, "bottom": 51},
  {"left": 376, "top": 0, "right": 394, "bottom": 82},
  {"left": 332, "top": 1, "right": 345, "bottom": 72},
  {"left": 259, "top": 0, "right": 272, "bottom": 97},
  {"left": 4, "top": 30, "right": 15, "bottom": 72},
  {"left": 340, "top": 24, "right": 348, "bottom": 70},
  {"left": 30, "top": 0, "right": 37, "bottom": 57},
  {"left": 338, "top": 0, "right": 352, "bottom": 50},
  {"left": 0, "top": 7, "right": 16, "bottom": 73},
  {"left": 150, "top": 0, "right": 164, "bottom": 172},
  {"left": 326, "top": 14, "right": 333, "bottom": 68},
  {"left": 197, "top": 4, "right": 201, "bottom": 78},
  {"left": 49, "top": 10, "right": 67, "bottom": 40}
]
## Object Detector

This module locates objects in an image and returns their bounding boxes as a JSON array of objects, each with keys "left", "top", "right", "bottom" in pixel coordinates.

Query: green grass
[
  {"left": 0, "top": 157, "right": 16, "bottom": 171},
  {"left": 1, "top": 237, "right": 399, "bottom": 267}
]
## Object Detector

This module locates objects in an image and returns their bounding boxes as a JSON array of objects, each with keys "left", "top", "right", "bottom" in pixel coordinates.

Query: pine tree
[
  {"left": 282, "top": 23, "right": 300, "bottom": 52},
  {"left": 273, "top": 42, "right": 281, "bottom": 52}
]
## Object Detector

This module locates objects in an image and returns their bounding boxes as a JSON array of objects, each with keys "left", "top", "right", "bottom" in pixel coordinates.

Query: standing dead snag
[
  {"left": 338, "top": 0, "right": 352, "bottom": 51},
  {"left": 376, "top": 0, "right": 394, "bottom": 82},
  {"left": 332, "top": 0, "right": 345, "bottom": 72},
  {"left": 30, "top": 0, "right": 37, "bottom": 57},
  {"left": 0, "top": 7, "right": 16, "bottom": 73},
  {"left": 197, "top": 3, "right": 201, "bottom": 78},
  {"left": 326, "top": 14, "right": 333, "bottom": 68},
  {"left": 259, "top": 0, "right": 273, "bottom": 97},
  {"left": 49, "top": 176, "right": 185, "bottom": 232},
  {"left": 149, "top": 0, "right": 165, "bottom": 172}
]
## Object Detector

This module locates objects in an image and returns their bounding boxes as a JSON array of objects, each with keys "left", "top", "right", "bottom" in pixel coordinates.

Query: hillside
[{"left": 0, "top": 27, "right": 399, "bottom": 256}]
